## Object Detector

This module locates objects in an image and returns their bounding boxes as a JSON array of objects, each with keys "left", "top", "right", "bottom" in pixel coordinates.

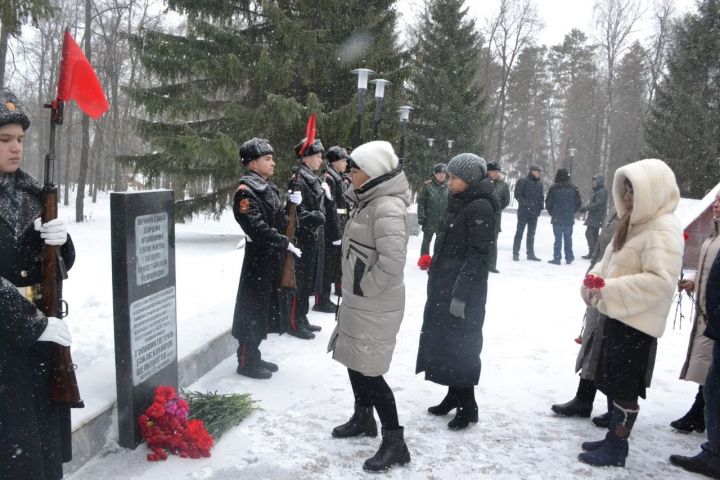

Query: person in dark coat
[
  {"left": 670, "top": 204, "right": 720, "bottom": 479},
  {"left": 314, "top": 146, "right": 349, "bottom": 313},
  {"left": 545, "top": 168, "right": 582, "bottom": 265},
  {"left": 416, "top": 153, "right": 498, "bottom": 431},
  {"left": 0, "top": 90, "right": 77, "bottom": 480},
  {"left": 579, "top": 175, "right": 608, "bottom": 259},
  {"left": 487, "top": 161, "right": 510, "bottom": 273},
  {"left": 287, "top": 138, "right": 327, "bottom": 339},
  {"left": 232, "top": 137, "right": 302, "bottom": 379},
  {"left": 512, "top": 165, "right": 544, "bottom": 261},
  {"left": 417, "top": 163, "right": 448, "bottom": 257}
]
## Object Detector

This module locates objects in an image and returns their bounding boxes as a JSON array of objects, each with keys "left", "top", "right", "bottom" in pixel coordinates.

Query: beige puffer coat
[
  {"left": 589, "top": 159, "right": 684, "bottom": 338},
  {"left": 327, "top": 169, "right": 410, "bottom": 376},
  {"left": 680, "top": 218, "right": 720, "bottom": 384}
]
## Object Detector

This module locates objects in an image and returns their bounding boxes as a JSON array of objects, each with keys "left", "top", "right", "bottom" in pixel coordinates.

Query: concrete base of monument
[{"left": 66, "top": 328, "right": 237, "bottom": 474}]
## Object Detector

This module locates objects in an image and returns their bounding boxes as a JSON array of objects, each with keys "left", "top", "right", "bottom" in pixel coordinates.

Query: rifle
[
  {"left": 41, "top": 99, "right": 83, "bottom": 406},
  {"left": 280, "top": 171, "right": 300, "bottom": 289}
]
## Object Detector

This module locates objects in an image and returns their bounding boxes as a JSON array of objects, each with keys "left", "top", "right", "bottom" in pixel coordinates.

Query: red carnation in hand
[
  {"left": 418, "top": 255, "right": 432, "bottom": 270},
  {"left": 583, "top": 274, "right": 606, "bottom": 289}
]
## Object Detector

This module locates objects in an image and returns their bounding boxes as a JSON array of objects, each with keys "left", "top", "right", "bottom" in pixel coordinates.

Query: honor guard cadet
[
  {"left": 314, "top": 146, "right": 349, "bottom": 313},
  {"left": 0, "top": 90, "right": 77, "bottom": 480},
  {"left": 286, "top": 137, "right": 327, "bottom": 339},
  {"left": 231, "top": 138, "right": 302, "bottom": 379}
]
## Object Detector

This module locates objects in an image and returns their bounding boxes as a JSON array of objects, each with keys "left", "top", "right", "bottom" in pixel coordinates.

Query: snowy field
[{"left": 61, "top": 191, "right": 704, "bottom": 479}]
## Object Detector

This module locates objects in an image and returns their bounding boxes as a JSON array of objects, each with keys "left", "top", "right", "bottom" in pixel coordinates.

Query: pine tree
[
  {"left": 405, "top": 0, "right": 487, "bottom": 190},
  {"left": 123, "top": 0, "right": 405, "bottom": 218},
  {"left": 647, "top": 0, "right": 720, "bottom": 198}
]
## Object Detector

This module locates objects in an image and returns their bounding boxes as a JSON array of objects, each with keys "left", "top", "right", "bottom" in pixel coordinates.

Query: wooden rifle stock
[
  {"left": 280, "top": 173, "right": 300, "bottom": 289},
  {"left": 41, "top": 99, "right": 82, "bottom": 406}
]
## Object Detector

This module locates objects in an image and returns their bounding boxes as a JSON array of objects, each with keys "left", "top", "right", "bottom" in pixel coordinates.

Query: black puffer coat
[
  {"left": 231, "top": 171, "right": 290, "bottom": 340},
  {"left": 545, "top": 178, "right": 581, "bottom": 226},
  {"left": 416, "top": 178, "right": 498, "bottom": 387},
  {"left": 514, "top": 173, "right": 544, "bottom": 218},
  {"left": 1, "top": 169, "right": 76, "bottom": 480},
  {"left": 580, "top": 175, "right": 608, "bottom": 228}
]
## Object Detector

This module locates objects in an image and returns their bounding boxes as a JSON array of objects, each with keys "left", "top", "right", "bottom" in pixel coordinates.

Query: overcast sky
[{"left": 396, "top": 0, "right": 699, "bottom": 47}]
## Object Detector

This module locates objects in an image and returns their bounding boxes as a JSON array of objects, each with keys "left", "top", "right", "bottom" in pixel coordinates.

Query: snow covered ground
[{"left": 62, "top": 192, "right": 704, "bottom": 479}]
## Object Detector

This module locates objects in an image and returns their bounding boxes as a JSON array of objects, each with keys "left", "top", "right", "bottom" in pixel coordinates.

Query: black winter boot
[
  {"left": 592, "top": 397, "right": 613, "bottom": 428},
  {"left": 578, "top": 402, "right": 639, "bottom": 467},
  {"left": 300, "top": 315, "right": 322, "bottom": 332},
  {"left": 428, "top": 389, "right": 458, "bottom": 416},
  {"left": 551, "top": 378, "right": 595, "bottom": 417},
  {"left": 362, "top": 427, "right": 411, "bottom": 472},
  {"left": 448, "top": 387, "right": 478, "bottom": 430},
  {"left": 671, "top": 385, "right": 705, "bottom": 433},
  {"left": 670, "top": 450, "right": 720, "bottom": 479},
  {"left": 332, "top": 403, "right": 378, "bottom": 438}
]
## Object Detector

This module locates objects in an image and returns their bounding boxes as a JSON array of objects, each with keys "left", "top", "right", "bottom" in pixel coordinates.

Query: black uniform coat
[
  {"left": 231, "top": 171, "right": 290, "bottom": 340},
  {"left": 416, "top": 178, "right": 499, "bottom": 387},
  {"left": 292, "top": 164, "right": 327, "bottom": 298},
  {"left": 322, "top": 165, "right": 347, "bottom": 285},
  {"left": 0, "top": 169, "right": 76, "bottom": 480},
  {"left": 514, "top": 173, "right": 544, "bottom": 218}
]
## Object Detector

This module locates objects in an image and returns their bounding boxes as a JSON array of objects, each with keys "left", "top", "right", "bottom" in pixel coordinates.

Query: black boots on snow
[
  {"left": 448, "top": 407, "right": 479, "bottom": 430},
  {"left": 332, "top": 403, "right": 378, "bottom": 438},
  {"left": 671, "top": 385, "right": 706, "bottom": 433},
  {"left": 362, "top": 427, "right": 411, "bottom": 473},
  {"left": 428, "top": 391, "right": 458, "bottom": 416},
  {"left": 430, "top": 387, "right": 478, "bottom": 430},
  {"left": 551, "top": 378, "right": 595, "bottom": 417},
  {"left": 592, "top": 397, "right": 613, "bottom": 428},
  {"left": 236, "top": 363, "right": 272, "bottom": 379},
  {"left": 578, "top": 402, "right": 639, "bottom": 467},
  {"left": 670, "top": 451, "right": 720, "bottom": 479}
]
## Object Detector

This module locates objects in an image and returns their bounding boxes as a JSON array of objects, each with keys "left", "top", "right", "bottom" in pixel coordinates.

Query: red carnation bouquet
[
  {"left": 583, "top": 274, "right": 606, "bottom": 290},
  {"left": 138, "top": 386, "right": 213, "bottom": 461},
  {"left": 418, "top": 254, "right": 432, "bottom": 270}
]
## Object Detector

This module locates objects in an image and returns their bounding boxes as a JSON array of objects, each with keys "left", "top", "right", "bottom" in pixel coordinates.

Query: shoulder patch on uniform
[{"left": 238, "top": 198, "right": 250, "bottom": 213}]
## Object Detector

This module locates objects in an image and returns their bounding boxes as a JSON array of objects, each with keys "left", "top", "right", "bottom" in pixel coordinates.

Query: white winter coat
[
  {"left": 327, "top": 169, "right": 410, "bottom": 376},
  {"left": 589, "top": 159, "right": 684, "bottom": 338}
]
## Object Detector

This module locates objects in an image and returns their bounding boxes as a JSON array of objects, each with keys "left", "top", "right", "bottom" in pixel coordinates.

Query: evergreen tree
[
  {"left": 0, "top": 0, "right": 53, "bottom": 87},
  {"left": 405, "top": 0, "right": 487, "bottom": 190},
  {"left": 123, "top": 0, "right": 406, "bottom": 218},
  {"left": 647, "top": 0, "right": 720, "bottom": 198}
]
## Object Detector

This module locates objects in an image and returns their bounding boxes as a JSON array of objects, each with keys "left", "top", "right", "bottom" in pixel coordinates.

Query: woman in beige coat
[
  {"left": 674, "top": 190, "right": 720, "bottom": 433},
  {"left": 578, "top": 159, "right": 683, "bottom": 468},
  {"left": 327, "top": 141, "right": 410, "bottom": 473}
]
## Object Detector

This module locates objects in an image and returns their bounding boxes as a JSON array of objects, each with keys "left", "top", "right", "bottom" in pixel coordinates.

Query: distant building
[{"left": 676, "top": 181, "right": 720, "bottom": 270}]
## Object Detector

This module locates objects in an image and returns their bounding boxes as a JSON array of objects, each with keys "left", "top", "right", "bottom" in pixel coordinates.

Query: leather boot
[
  {"left": 363, "top": 427, "right": 411, "bottom": 472},
  {"left": 259, "top": 359, "right": 278, "bottom": 372},
  {"left": 448, "top": 387, "right": 478, "bottom": 430},
  {"left": 592, "top": 397, "right": 613, "bottom": 428},
  {"left": 670, "top": 448, "right": 720, "bottom": 479},
  {"left": 578, "top": 402, "right": 638, "bottom": 467},
  {"left": 671, "top": 385, "right": 705, "bottom": 433},
  {"left": 288, "top": 326, "right": 315, "bottom": 339},
  {"left": 552, "top": 378, "right": 595, "bottom": 417},
  {"left": 527, "top": 254, "right": 541, "bottom": 261},
  {"left": 428, "top": 389, "right": 458, "bottom": 416},
  {"left": 332, "top": 403, "right": 378, "bottom": 438},
  {"left": 300, "top": 315, "right": 322, "bottom": 333},
  {"left": 236, "top": 363, "right": 272, "bottom": 379}
]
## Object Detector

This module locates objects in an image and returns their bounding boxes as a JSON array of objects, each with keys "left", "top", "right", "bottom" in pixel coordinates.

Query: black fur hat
[
  {"left": 325, "top": 146, "right": 349, "bottom": 163},
  {"left": 294, "top": 138, "right": 325, "bottom": 159},
  {"left": 0, "top": 90, "right": 30, "bottom": 130},
  {"left": 239, "top": 138, "right": 274, "bottom": 165},
  {"left": 432, "top": 163, "right": 447, "bottom": 174}
]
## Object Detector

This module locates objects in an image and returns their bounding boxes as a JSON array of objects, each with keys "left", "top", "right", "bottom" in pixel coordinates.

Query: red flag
[{"left": 57, "top": 30, "right": 109, "bottom": 119}]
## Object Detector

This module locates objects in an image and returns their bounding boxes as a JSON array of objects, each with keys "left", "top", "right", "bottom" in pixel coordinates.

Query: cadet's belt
[{"left": 337, "top": 208, "right": 348, "bottom": 215}]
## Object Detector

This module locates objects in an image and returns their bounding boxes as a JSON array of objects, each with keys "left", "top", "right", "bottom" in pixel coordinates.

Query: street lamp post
[
  {"left": 446, "top": 139, "right": 454, "bottom": 160},
  {"left": 426, "top": 137, "right": 435, "bottom": 175},
  {"left": 398, "top": 105, "right": 412, "bottom": 164},
  {"left": 351, "top": 68, "right": 374, "bottom": 148},
  {"left": 568, "top": 147, "right": 577, "bottom": 174},
  {"left": 370, "top": 79, "right": 390, "bottom": 140}
]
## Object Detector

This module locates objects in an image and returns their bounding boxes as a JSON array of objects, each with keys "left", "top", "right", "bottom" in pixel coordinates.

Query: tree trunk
[
  {"left": 0, "top": 23, "right": 8, "bottom": 88},
  {"left": 75, "top": 0, "right": 93, "bottom": 222}
]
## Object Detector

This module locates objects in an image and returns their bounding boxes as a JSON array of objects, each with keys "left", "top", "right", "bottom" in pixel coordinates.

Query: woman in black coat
[
  {"left": 416, "top": 153, "right": 498, "bottom": 430},
  {"left": 1, "top": 90, "right": 76, "bottom": 479}
]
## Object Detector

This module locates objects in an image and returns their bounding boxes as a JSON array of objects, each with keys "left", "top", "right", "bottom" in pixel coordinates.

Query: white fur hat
[{"left": 349, "top": 141, "right": 399, "bottom": 179}]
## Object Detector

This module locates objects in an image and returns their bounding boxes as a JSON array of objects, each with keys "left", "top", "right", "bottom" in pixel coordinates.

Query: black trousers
[
  {"left": 348, "top": 368, "right": 400, "bottom": 429},
  {"left": 585, "top": 226, "right": 600, "bottom": 255},
  {"left": 236, "top": 337, "right": 262, "bottom": 368},
  {"left": 513, "top": 213, "right": 538, "bottom": 256}
]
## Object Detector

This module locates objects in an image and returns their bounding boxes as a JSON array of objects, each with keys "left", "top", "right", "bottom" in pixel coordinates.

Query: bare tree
[
  {"left": 484, "top": 0, "right": 542, "bottom": 163},
  {"left": 645, "top": 0, "right": 674, "bottom": 110},
  {"left": 592, "top": 0, "right": 643, "bottom": 176}
]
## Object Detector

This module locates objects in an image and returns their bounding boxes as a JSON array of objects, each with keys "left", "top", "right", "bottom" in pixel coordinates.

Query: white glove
[
  {"left": 449, "top": 297, "right": 466, "bottom": 319},
  {"left": 332, "top": 239, "right": 342, "bottom": 246},
  {"left": 38, "top": 317, "right": 72, "bottom": 347},
  {"left": 321, "top": 181, "right": 332, "bottom": 200},
  {"left": 287, "top": 243, "right": 302, "bottom": 258},
  {"left": 288, "top": 191, "right": 302, "bottom": 205},
  {"left": 34, "top": 218, "right": 68, "bottom": 246}
]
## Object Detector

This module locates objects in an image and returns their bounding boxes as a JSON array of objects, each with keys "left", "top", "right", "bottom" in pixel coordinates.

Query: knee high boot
[
  {"left": 671, "top": 385, "right": 705, "bottom": 433},
  {"left": 332, "top": 402, "right": 378, "bottom": 438},
  {"left": 551, "top": 378, "right": 595, "bottom": 417},
  {"left": 363, "top": 427, "right": 411, "bottom": 472},
  {"left": 579, "top": 402, "right": 639, "bottom": 467}
]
